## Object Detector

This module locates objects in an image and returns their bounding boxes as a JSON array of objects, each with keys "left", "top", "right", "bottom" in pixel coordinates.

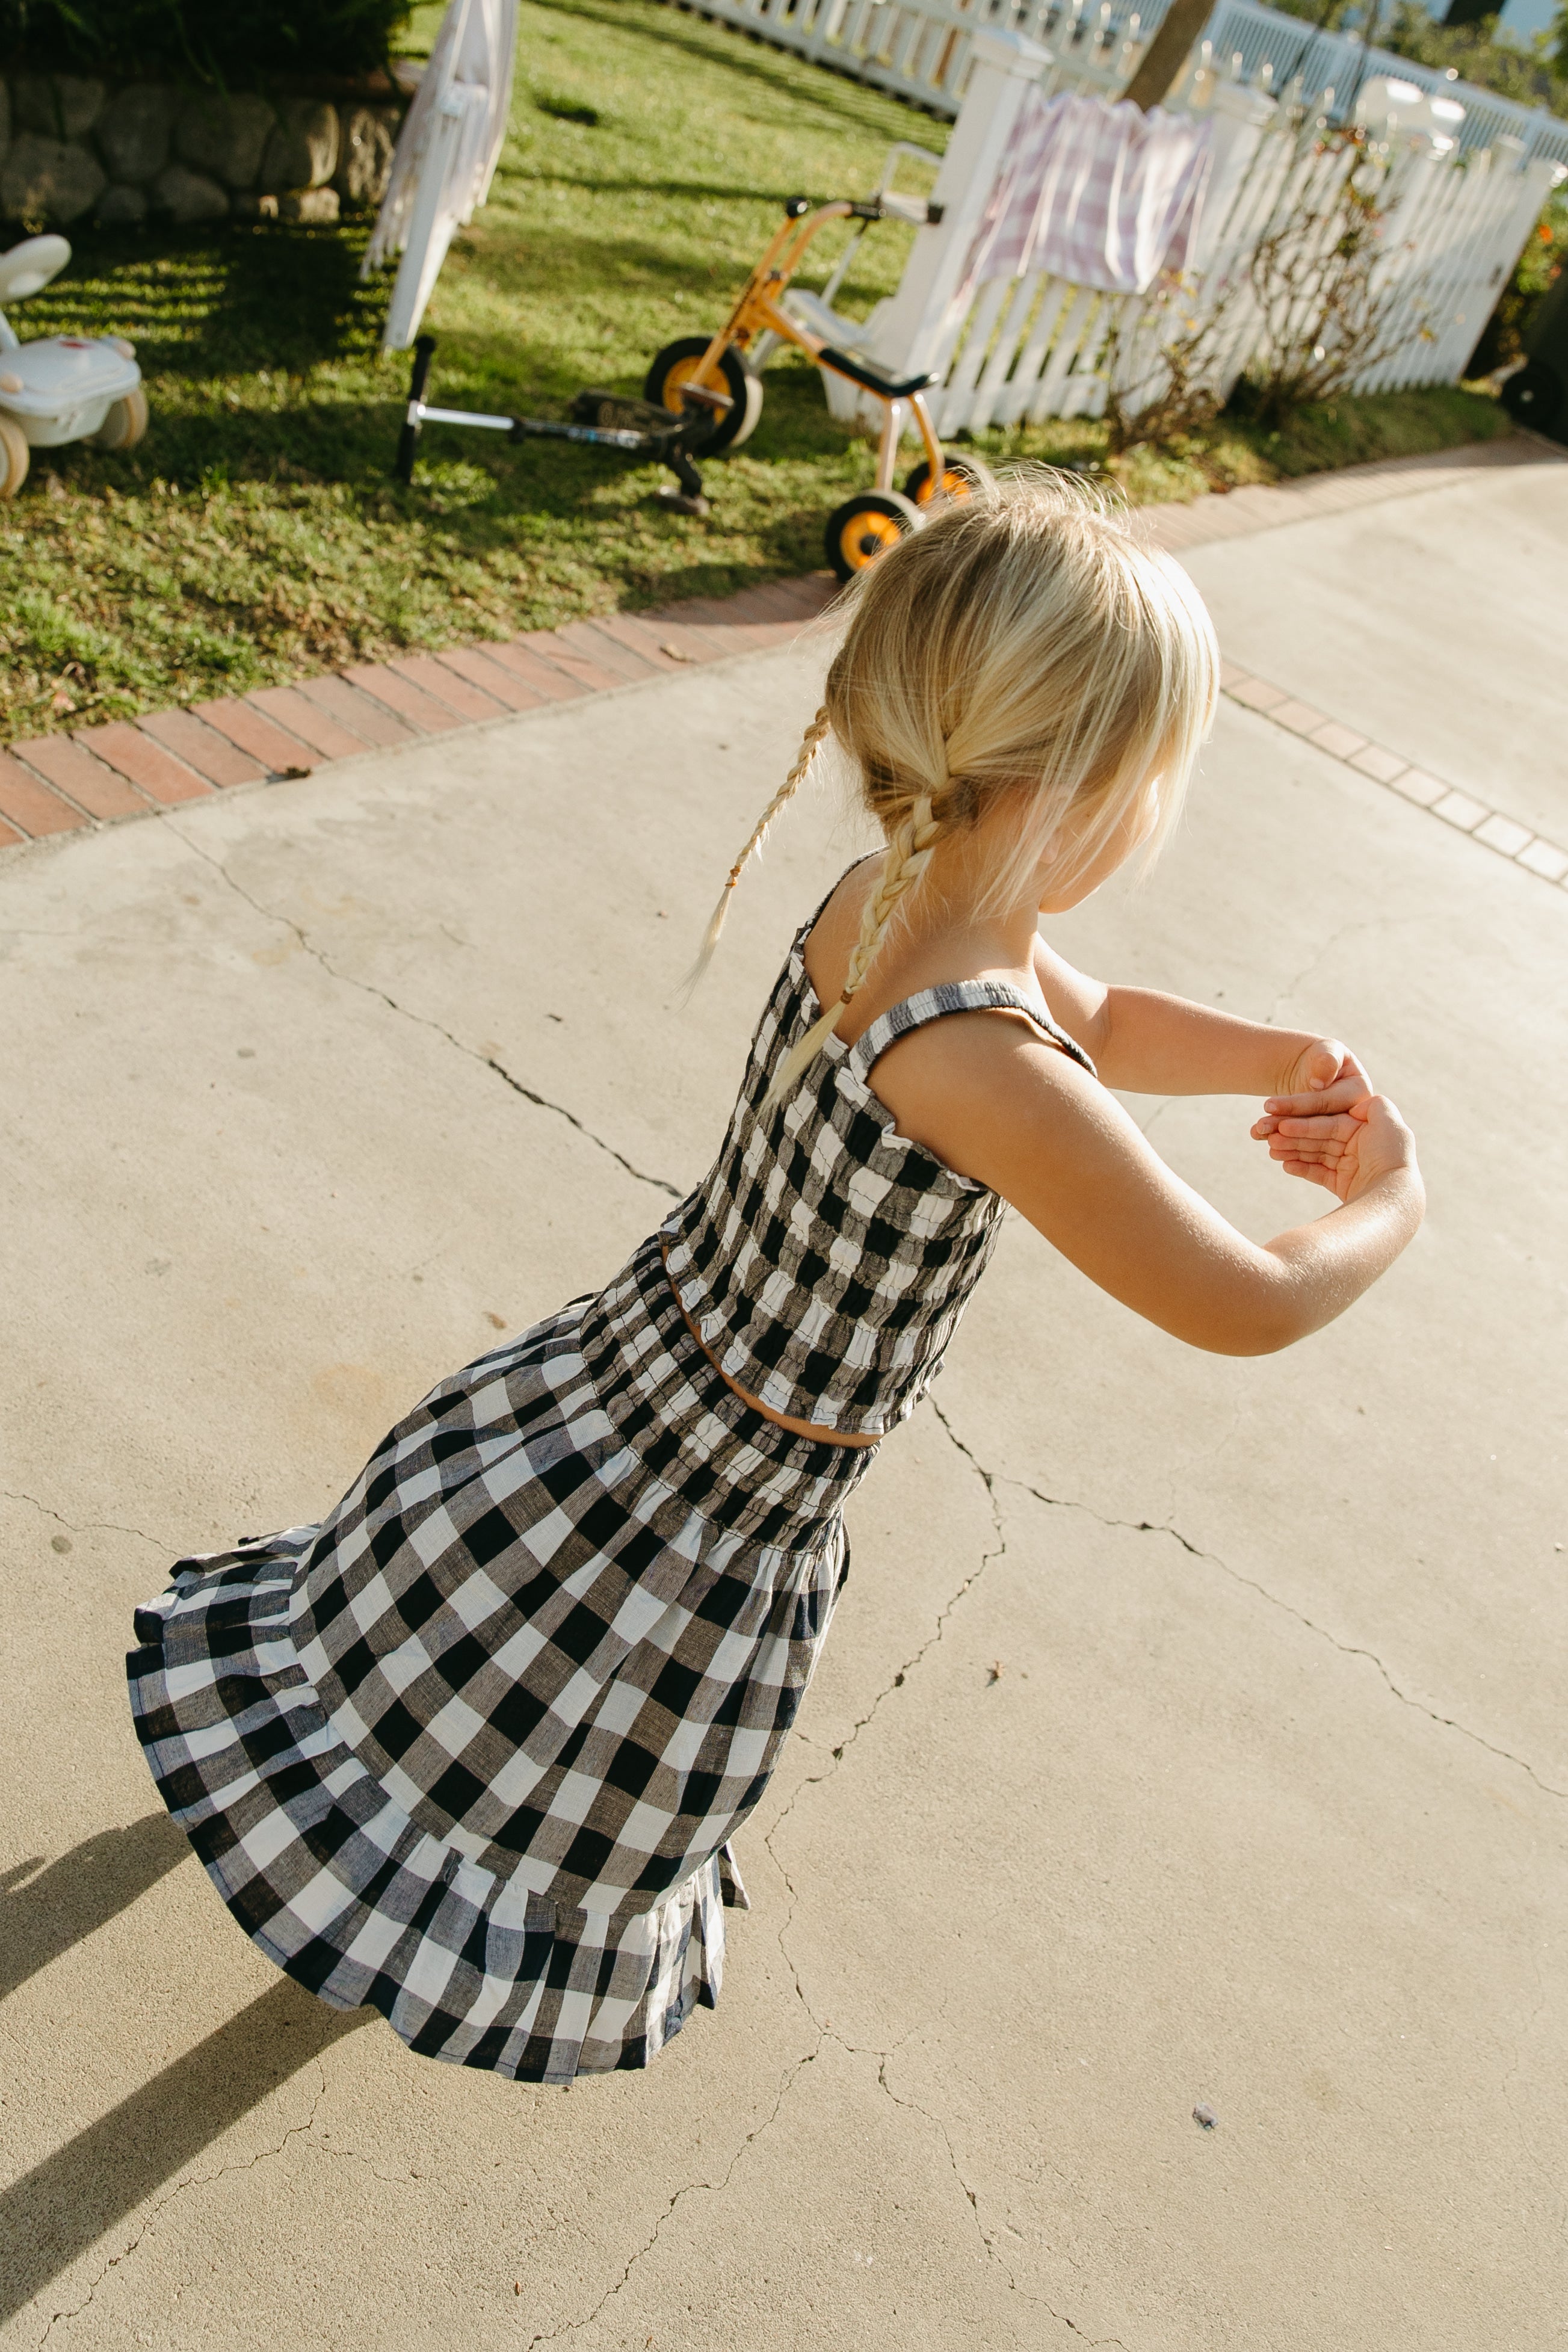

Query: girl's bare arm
[
  {"left": 1032, "top": 936, "right": 1371, "bottom": 1108},
  {"left": 872, "top": 1014, "right": 1424, "bottom": 1357}
]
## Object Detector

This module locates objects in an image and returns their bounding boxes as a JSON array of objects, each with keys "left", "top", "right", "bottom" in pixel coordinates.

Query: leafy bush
[
  {"left": 1264, "top": 0, "right": 1566, "bottom": 105},
  {"left": 1109, "top": 123, "right": 1416, "bottom": 448},
  {"left": 0, "top": 0, "right": 415, "bottom": 82},
  {"left": 1378, "top": 1, "right": 1564, "bottom": 110}
]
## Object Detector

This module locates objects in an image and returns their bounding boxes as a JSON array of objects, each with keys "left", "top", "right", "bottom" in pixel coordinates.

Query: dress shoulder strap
[{"left": 846, "top": 980, "right": 1097, "bottom": 1084}]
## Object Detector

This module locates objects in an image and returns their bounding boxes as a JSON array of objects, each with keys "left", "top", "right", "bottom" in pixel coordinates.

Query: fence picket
[{"left": 666, "top": 0, "right": 1568, "bottom": 164}]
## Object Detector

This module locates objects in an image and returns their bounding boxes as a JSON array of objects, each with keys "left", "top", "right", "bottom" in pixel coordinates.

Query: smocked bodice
[{"left": 661, "top": 886, "right": 1096, "bottom": 1437}]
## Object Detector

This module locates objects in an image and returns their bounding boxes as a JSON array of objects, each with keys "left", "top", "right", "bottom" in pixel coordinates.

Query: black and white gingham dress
[{"left": 128, "top": 875, "right": 1094, "bottom": 2082}]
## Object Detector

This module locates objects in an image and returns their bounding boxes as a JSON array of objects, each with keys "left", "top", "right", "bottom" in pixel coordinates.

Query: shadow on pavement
[
  {"left": 1, "top": 1815, "right": 190, "bottom": 2003},
  {"left": 0, "top": 1977, "right": 369, "bottom": 2324}
]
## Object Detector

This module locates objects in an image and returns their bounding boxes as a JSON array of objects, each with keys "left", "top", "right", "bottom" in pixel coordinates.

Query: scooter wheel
[
  {"left": 824, "top": 487, "right": 924, "bottom": 582},
  {"left": 0, "top": 413, "right": 29, "bottom": 498},
  {"left": 902, "top": 450, "right": 996, "bottom": 507},
  {"left": 92, "top": 386, "right": 149, "bottom": 451},
  {"left": 643, "top": 338, "right": 762, "bottom": 453}
]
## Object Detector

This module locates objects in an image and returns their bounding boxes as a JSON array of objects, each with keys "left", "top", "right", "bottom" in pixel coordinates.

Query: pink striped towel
[{"left": 958, "top": 91, "right": 1214, "bottom": 306}]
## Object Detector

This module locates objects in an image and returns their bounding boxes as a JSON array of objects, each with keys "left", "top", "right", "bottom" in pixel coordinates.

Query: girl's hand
[
  {"left": 1250, "top": 1038, "right": 1373, "bottom": 1142},
  {"left": 1263, "top": 1093, "right": 1419, "bottom": 1204}
]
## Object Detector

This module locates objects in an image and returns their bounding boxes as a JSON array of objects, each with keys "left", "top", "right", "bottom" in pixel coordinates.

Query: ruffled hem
[{"left": 128, "top": 1534, "right": 745, "bottom": 2084}]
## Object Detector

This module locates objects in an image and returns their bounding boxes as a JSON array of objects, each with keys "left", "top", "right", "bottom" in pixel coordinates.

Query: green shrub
[
  {"left": 1262, "top": 0, "right": 1566, "bottom": 106},
  {"left": 1377, "top": 1, "right": 1564, "bottom": 111},
  {"left": 0, "top": 0, "right": 416, "bottom": 82}
]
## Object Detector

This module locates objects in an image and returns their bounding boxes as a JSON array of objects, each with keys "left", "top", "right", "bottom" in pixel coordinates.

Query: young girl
[{"left": 128, "top": 476, "right": 1422, "bottom": 2085}]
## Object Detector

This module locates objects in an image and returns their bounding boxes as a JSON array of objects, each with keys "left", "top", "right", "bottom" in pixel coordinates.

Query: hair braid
[
  {"left": 684, "top": 704, "right": 831, "bottom": 996},
  {"left": 762, "top": 792, "right": 941, "bottom": 1111},
  {"left": 844, "top": 794, "right": 941, "bottom": 1001}
]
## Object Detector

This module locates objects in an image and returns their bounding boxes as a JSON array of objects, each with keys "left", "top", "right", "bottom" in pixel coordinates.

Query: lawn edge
[{"left": 1, "top": 431, "right": 1561, "bottom": 874}]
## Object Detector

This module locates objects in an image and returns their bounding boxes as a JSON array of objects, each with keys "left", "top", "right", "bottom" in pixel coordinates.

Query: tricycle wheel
[
  {"left": 0, "top": 414, "right": 29, "bottom": 498},
  {"left": 902, "top": 451, "right": 996, "bottom": 508},
  {"left": 824, "top": 487, "right": 923, "bottom": 582},
  {"left": 643, "top": 338, "right": 762, "bottom": 453},
  {"left": 92, "top": 386, "right": 149, "bottom": 451}
]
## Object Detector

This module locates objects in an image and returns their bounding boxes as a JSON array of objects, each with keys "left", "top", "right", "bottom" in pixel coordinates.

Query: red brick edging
[
  {"left": 3, "top": 434, "right": 1562, "bottom": 890},
  {"left": 0, "top": 576, "right": 839, "bottom": 853}
]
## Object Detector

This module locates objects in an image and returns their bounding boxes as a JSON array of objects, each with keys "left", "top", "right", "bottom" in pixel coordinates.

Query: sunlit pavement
[{"left": 2, "top": 447, "right": 1565, "bottom": 2350}]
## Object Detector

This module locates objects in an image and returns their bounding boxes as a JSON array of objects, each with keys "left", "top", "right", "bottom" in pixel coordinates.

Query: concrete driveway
[{"left": 2, "top": 451, "right": 1565, "bottom": 2350}]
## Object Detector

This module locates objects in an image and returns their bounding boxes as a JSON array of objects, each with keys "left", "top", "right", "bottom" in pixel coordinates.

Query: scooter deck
[{"left": 395, "top": 338, "right": 718, "bottom": 513}]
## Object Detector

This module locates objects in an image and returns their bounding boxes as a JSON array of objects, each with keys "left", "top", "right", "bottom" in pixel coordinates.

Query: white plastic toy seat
[
  {"left": 0, "top": 232, "right": 148, "bottom": 495},
  {"left": 0, "top": 235, "right": 70, "bottom": 304},
  {"left": 0, "top": 334, "right": 143, "bottom": 442}
]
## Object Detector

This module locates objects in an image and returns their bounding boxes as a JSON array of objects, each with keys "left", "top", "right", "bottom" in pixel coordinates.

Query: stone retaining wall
[{"left": 0, "top": 73, "right": 406, "bottom": 230}]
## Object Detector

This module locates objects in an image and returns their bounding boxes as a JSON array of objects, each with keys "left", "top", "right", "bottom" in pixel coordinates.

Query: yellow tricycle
[{"left": 644, "top": 160, "right": 993, "bottom": 582}]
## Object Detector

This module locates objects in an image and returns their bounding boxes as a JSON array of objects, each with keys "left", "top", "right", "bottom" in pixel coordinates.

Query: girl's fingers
[
  {"left": 1269, "top": 1136, "right": 1351, "bottom": 1164},
  {"left": 1273, "top": 1111, "right": 1360, "bottom": 1140},
  {"left": 1263, "top": 1079, "right": 1372, "bottom": 1119}
]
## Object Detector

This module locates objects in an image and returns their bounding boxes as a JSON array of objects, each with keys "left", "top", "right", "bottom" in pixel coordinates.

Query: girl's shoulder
[{"left": 802, "top": 863, "right": 1054, "bottom": 1055}]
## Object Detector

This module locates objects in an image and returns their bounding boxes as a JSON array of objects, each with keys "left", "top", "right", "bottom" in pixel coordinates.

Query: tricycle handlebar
[
  {"left": 876, "top": 190, "right": 944, "bottom": 227},
  {"left": 782, "top": 193, "right": 943, "bottom": 227}
]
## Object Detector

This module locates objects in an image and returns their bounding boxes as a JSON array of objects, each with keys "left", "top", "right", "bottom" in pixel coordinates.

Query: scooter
[
  {"left": 0, "top": 235, "right": 148, "bottom": 498},
  {"left": 394, "top": 334, "right": 726, "bottom": 514}
]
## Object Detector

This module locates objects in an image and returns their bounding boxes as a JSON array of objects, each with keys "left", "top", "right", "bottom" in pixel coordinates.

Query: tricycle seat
[{"left": 817, "top": 345, "right": 936, "bottom": 401}]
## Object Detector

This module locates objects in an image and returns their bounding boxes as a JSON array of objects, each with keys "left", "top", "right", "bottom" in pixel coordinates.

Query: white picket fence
[
  {"left": 667, "top": 0, "right": 1568, "bottom": 167},
  {"left": 766, "top": 26, "right": 1564, "bottom": 433}
]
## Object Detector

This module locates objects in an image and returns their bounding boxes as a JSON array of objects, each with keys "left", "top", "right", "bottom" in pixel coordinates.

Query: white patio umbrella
[{"left": 365, "top": 0, "right": 519, "bottom": 352}]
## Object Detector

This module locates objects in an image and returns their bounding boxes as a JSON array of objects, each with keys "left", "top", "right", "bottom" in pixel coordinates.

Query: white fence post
[
  {"left": 1190, "top": 79, "right": 1277, "bottom": 274},
  {"left": 867, "top": 26, "right": 1052, "bottom": 385}
]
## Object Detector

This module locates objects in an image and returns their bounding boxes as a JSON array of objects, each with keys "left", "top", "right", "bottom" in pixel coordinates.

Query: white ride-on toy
[{"left": 0, "top": 235, "right": 148, "bottom": 497}]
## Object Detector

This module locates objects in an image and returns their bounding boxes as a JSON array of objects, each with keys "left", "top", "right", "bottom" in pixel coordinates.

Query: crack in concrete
[
  {"left": 1264, "top": 916, "right": 1385, "bottom": 1030},
  {"left": 984, "top": 1462, "right": 1568, "bottom": 1803},
  {"left": 520, "top": 2041, "right": 826, "bottom": 2348},
  {"left": 758, "top": 1397, "right": 1012, "bottom": 2048},
  {"left": 872, "top": 2055, "right": 1127, "bottom": 2347},
  {"left": 2, "top": 1489, "right": 167, "bottom": 1553},
  {"left": 761, "top": 1395, "right": 1563, "bottom": 2338},
  {"left": 173, "top": 830, "right": 681, "bottom": 1203},
  {"left": 750, "top": 1409, "right": 1129, "bottom": 2342},
  {"left": 304, "top": 2137, "right": 424, "bottom": 2193},
  {"left": 829, "top": 1398, "right": 1008, "bottom": 1767},
  {"left": 33, "top": 2063, "right": 332, "bottom": 2347}
]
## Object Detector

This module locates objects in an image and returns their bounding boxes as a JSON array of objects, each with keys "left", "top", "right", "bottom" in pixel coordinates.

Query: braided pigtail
[
  {"left": 762, "top": 792, "right": 941, "bottom": 1111},
  {"left": 683, "top": 705, "right": 832, "bottom": 999}
]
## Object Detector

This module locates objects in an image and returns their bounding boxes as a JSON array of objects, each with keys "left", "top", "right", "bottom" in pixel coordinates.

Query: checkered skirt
[{"left": 128, "top": 1233, "right": 866, "bottom": 2082}]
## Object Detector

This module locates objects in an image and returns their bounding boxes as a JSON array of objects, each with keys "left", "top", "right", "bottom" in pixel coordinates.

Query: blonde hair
[{"left": 697, "top": 471, "right": 1219, "bottom": 1105}]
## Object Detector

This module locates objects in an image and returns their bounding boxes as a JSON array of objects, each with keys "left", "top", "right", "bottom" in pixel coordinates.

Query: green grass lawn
[{"left": 1, "top": 0, "right": 1512, "bottom": 739}]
